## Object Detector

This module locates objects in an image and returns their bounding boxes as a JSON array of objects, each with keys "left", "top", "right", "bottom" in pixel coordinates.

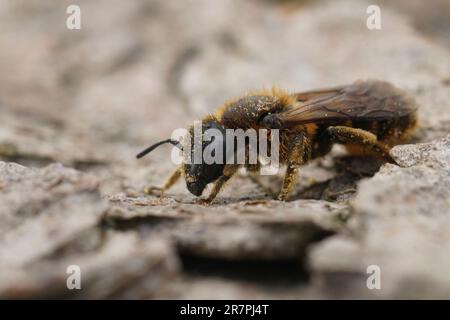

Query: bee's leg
[
  {"left": 144, "top": 165, "right": 182, "bottom": 197},
  {"left": 202, "top": 165, "right": 239, "bottom": 204},
  {"left": 326, "top": 126, "right": 393, "bottom": 162},
  {"left": 278, "top": 133, "right": 310, "bottom": 201}
]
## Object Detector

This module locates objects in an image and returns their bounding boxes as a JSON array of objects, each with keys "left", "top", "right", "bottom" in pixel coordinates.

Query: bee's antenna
[{"left": 136, "top": 139, "right": 182, "bottom": 159}]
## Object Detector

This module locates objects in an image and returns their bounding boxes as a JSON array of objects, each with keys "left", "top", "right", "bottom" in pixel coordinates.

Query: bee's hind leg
[
  {"left": 326, "top": 126, "right": 394, "bottom": 162},
  {"left": 278, "top": 132, "right": 310, "bottom": 201},
  {"left": 144, "top": 165, "right": 182, "bottom": 198}
]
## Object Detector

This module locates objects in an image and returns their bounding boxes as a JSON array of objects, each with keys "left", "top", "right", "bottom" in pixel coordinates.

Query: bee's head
[
  {"left": 183, "top": 120, "right": 227, "bottom": 196},
  {"left": 136, "top": 119, "right": 228, "bottom": 197}
]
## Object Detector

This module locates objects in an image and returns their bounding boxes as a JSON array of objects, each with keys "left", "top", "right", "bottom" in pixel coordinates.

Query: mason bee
[{"left": 137, "top": 80, "right": 418, "bottom": 203}]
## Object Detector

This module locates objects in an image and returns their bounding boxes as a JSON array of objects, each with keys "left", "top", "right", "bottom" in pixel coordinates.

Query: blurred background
[{"left": 0, "top": 0, "right": 449, "bottom": 299}]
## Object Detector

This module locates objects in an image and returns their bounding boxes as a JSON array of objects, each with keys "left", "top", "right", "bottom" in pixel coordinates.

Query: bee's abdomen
[{"left": 351, "top": 110, "right": 418, "bottom": 146}]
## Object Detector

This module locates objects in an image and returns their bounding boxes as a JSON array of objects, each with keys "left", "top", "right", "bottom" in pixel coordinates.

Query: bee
[{"left": 137, "top": 80, "right": 418, "bottom": 203}]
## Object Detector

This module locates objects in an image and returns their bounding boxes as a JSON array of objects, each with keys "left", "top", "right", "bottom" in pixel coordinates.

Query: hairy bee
[{"left": 137, "top": 80, "right": 418, "bottom": 203}]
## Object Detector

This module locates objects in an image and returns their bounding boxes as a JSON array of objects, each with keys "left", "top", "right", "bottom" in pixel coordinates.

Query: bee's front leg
[
  {"left": 145, "top": 165, "right": 182, "bottom": 198},
  {"left": 278, "top": 133, "right": 310, "bottom": 201},
  {"left": 201, "top": 165, "right": 239, "bottom": 204}
]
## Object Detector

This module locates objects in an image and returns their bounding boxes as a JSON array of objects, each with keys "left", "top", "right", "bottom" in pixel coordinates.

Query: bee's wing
[{"left": 277, "top": 80, "right": 417, "bottom": 127}]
